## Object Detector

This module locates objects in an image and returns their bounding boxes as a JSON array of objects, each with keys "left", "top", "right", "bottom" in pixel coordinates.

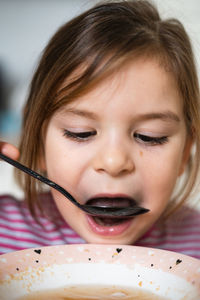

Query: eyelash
[
  {"left": 63, "top": 129, "right": 96, "bottom": 141},
  {"left": 63, "top": 130, "right": 168, "bottom": 145},
  {"left": 134, "top": 133, "right": 168, "bottom": 145}
]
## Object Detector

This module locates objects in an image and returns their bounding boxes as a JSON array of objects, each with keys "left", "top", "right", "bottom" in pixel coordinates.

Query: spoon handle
[
  {"left": 0, "top": 153, "right": 79, "bottom": 207},
  {"left": 0, "top": 153, "right": 150, "bottom": 218}
]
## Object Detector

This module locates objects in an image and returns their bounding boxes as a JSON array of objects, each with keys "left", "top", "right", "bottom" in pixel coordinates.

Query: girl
[{"left": 0, "top": 0, "right": 200, "bottom": 258}]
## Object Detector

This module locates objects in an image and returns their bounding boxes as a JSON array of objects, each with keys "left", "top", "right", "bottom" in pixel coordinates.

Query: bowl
[{"left": 0, "top": 244, "right": 199, "bottom": 299}]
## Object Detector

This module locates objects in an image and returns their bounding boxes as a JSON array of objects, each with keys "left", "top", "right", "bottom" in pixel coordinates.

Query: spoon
[{"left": 0, "top": 153, "right": 149, "bottom": 218}]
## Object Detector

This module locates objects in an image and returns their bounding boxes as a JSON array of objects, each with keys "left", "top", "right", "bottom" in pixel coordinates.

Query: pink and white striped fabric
[
  {"left": 0, "top": 194, "right": 85, "bottom": 253},
  {"left": 0, "top": 194, "right": 200, "bottom": 259},
  {"left": 135, "top": 206, "right": 200, "bottom": 258}
]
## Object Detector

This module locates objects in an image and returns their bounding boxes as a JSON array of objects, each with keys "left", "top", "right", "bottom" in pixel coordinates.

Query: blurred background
[{"left": 0, "top": 0, "right": 200, "bottom": 198}]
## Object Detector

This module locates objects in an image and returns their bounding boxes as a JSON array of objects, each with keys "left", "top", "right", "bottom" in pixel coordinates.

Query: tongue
[
  {"left": 94, "top": 216, "right": 127, "bottom": 226},
  {"left": 87, "top": 197, "right": 135, "bottom": 208}
]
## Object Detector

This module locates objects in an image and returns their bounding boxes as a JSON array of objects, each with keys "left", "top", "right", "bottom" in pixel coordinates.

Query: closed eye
[
  {"left": 63, "top": 129, "right": 97, "bottom": 141},
  {"left": 134, "top": 133, "right": 168, "bottom": 145}
]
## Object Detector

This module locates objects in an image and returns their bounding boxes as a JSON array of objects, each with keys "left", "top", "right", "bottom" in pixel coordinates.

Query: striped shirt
[{"left": 0, "top": 194, "right": 200, "bottom": 259}]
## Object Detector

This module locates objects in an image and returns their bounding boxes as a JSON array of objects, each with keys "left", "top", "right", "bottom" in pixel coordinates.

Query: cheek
[
  {"left": 52, "top": 190, "right": 89, "bottom": 238},
  {"left": 43, "top": 133, "right": 77, "bottom": 185},
  {"left": 140, "top": 147, "right": 184, "bottom": 207},
  {"left": 52, "top": 190, "right": 76, "bottom": 213},
  {"left": 44, "top": 145, "right": 92, "bottom": 200},
  {"left": 46, "top": 159, "right": 81, "bottom": 196},
  {"left": 52, "top": 190, "right": 79, "bottom": 224}
]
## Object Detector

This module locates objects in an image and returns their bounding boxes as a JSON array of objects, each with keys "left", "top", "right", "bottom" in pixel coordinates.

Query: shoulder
[
  {"left": 0, "top": 193, "right": 84, "bottom": 255},
  {"left": 0, "top": 193, "right": 53, "bottom": 215},
  {"left": 0, "top": 194, "right": 24, "bottom": 211},
  {"left": 136, "top": 205, "right": 200, "bottom": 259},
  {"left": 163, "top": 206, "right": 200, "bottom": 259},
  {"left": 0, "top": 192, "right": 63, "bottom": 224},
  {"left": 166, "top": 205, "right": 200, "bottom": 227}
]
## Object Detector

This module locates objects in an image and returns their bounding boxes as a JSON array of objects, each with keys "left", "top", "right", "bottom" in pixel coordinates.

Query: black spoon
[{"left": 0, "top": 153, "right": 149, "bottom": 218}]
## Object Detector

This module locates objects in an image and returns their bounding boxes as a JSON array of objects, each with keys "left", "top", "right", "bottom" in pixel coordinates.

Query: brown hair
[{"left": 16, "top": 0, "right": 200, "bottom": 219}]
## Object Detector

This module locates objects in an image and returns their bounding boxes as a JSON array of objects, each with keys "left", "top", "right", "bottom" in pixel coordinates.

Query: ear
[{"left": 178, "top": 135, "right": 193, "bottom": 176}]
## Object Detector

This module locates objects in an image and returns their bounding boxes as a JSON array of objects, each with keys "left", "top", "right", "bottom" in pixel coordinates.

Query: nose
[{"left": 93, "top": 141, "right": 135, "bottom": 177}]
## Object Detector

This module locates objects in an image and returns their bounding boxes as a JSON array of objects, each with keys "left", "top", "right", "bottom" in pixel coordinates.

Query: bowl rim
[{"left": 0, "top": 244, "right": 200, "bottom": 299}]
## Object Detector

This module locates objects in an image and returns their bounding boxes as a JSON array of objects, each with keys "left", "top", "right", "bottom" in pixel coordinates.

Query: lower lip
[{"left": 86, "top": 215, "right": 134, "bottom": 236}]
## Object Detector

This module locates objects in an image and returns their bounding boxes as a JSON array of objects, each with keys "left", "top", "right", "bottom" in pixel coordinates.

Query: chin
[{"left": 79, "top": 231, "right": 136, "bottom": 245}]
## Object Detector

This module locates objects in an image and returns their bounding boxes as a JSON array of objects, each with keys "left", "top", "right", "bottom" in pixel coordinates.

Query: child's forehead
[
  {"left": 60, "top": 57, "right": 180, "bottom": 102},
  {"left": 54, "top": 58, "right": 184, "bottom": 123}
]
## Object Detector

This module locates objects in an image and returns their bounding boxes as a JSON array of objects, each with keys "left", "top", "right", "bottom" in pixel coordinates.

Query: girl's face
[{"left": 42, "top": 58, "right": 191, "bottom": 244}]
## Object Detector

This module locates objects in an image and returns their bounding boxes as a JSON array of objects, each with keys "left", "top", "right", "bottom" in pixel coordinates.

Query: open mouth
[{"left": 86, "top": 197, "right": 136, "bottom": 227}]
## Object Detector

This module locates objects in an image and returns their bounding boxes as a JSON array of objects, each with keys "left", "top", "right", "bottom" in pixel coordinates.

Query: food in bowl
[
  {"left": 20, "top": 285, "right": 168, "bottom": 299},
  {"left": 0, "top": 244, "right": 199, "bottom": 299}
]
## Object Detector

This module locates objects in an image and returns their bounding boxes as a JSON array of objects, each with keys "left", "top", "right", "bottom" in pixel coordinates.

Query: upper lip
[{"left": 88, "top": 193, "right": 134, "bottom": 199}]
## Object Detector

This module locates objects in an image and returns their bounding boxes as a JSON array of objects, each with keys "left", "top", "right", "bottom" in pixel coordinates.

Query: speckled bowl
[{"left": 0, "top": 245, "right": 199, "bottom": 300}]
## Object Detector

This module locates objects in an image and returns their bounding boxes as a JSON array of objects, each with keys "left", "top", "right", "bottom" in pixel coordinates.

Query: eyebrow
[
  {"left": 135, "top": 111, "right": 181, "bottom": 123},
  {"left": 62, "top": 108, "right": 180, "bottom": 123},
  {"left": 62, "top": 108, "right": 98, "bottom": 120}
]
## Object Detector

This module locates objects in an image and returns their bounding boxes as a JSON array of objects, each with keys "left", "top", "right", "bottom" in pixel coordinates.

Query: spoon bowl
[{"left": 0, "top": 153, "right": 149, "bottom": 218}]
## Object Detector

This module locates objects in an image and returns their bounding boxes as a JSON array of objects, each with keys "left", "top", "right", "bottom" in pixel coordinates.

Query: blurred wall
[
  {"left": 0, "top": 0, "right": 94, "bottom": 140},
  {"left": 0, "top": 0, "right": 200, "bottom": 141}
]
